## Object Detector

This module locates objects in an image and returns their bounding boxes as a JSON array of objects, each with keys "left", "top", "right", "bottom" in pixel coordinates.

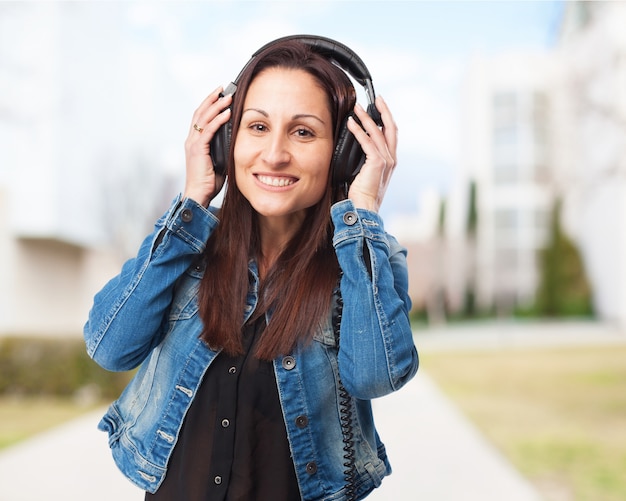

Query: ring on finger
[{"left": 193, "top": 123, "right": 204, "bottom": 133}]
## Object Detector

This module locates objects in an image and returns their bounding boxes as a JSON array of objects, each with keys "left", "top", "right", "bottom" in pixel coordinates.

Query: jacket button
[
  {"left": 214, "top": 475, "right": 222, "bottom": 485},
  {"left": 306, "top": 462, "right": 317, "bottom": 475},
  {"left": 221, "top": 419, "right": 230, "bottom": 428},
  {"left": 181, "top": 208, "right": 193, "bottom": 222},
  {"left": 282, "top": 356, "right": 296, "bottom": 370},
  {"left": 295, "top": 415, "right": 309, "bottom": 428},
  {"left": 343, "top": 211, "right": 357, "bottom": 225}
]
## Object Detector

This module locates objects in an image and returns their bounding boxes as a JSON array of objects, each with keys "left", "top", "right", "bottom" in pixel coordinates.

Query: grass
[
  {"left": 2, "top": 340, "right": 624, "bottom": 501},
  {"left": 0, "top": 336, "right": 132, "bottom": 451},
  {"left": 0, "top": 396, "right": 100, "bottom": 450},
  {"left": 422, "top": 345, "right": 626, "bottom": 501}
]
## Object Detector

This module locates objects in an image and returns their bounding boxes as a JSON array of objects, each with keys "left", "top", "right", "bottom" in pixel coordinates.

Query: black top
[{"left": 146, "top": 316, "right": 301, "bottom": 500}]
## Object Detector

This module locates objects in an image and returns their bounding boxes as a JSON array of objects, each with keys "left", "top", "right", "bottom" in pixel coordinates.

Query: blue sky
[
  {"left": 2, "top": 1, "right": 565, "bottom": 245},
  {"left": 118, "top": 1, "right": 564, "bottom": 215}
]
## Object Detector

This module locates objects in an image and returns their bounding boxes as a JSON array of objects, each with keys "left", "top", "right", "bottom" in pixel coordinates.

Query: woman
[{"left": 84, "top": 35, "right": 418, "bottom": 501}]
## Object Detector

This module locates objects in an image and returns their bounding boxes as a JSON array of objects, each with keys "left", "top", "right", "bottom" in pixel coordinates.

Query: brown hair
[{"left": 198, "top": 38, "right": 357, "bottom": 360}]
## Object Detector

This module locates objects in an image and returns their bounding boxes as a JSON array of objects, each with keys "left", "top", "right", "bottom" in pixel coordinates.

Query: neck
[{"left": 256, "top": 213, "right": 304, "bottom": 278}]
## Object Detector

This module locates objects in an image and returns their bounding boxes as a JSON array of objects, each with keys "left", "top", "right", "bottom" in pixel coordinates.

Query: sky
[
  {"left": 122, "top": 0, "right": 564, "bottom": 210},
  {"left": 1, "top": 0, "right": 565, "bottom": 247}
]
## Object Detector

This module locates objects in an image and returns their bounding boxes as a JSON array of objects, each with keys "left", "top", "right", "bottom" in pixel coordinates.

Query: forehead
[{"left": 244, "top": 67, "right": 330, "bottom": 108}]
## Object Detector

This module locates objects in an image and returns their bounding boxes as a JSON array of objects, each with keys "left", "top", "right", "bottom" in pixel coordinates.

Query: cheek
[
  {"left": 231, "top": 139, "right": 248, "bottom": 186},
  {"left": 309, "top": 163, "right": 331, "bottom": 201},
  {"left": 315, "top": 150, "right": 333, "bottom": 185}
]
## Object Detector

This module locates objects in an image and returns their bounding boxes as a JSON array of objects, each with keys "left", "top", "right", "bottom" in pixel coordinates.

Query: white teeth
[{"left": 257, "top": 175, "right": 295, "bottom": 187}]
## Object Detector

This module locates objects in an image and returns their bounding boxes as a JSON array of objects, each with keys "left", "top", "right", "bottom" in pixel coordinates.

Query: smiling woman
[
  {"left": 84, "top": 35, "right": 418, "bottom": 501},
  {"left": 234, "top": 67, "right": 335, "bottom": 244}
]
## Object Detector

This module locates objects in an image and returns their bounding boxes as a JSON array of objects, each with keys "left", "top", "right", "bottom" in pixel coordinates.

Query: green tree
[
  {"left": 535, "top": 198, "right": 594, "bottom": 317},
  {"left": 463, "top": 180, "right": 478, "bottom": 317}
]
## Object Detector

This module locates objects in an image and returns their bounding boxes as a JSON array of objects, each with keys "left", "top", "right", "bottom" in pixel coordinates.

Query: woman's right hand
[{"left": 183, "top": 86, "right": 232, "bottom": 207}]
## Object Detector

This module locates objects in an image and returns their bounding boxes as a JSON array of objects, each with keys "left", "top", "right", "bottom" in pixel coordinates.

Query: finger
[
  {"left": 375, "top": 96, "right": 398, "bottom": 162},
  {"left": 185, "top": 107, "right": 231, "bottom": 157},
  {"left": 189, "top": 87, "right": 232, "bottom": 134},
  {"left": 352, "top": 103, "right": 390, "bottom": 157},
  {"left": 350, "top": 108, "right": 395, "bottom": 176},
  {"left": 190, "top": 86, "right": 222, "bottom": 125},
  {"left": 346, "top": 113, "right": 377, "bottom": 158}
]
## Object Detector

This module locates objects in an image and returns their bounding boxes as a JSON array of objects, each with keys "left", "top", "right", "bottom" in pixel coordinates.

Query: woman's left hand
[{"left": 346, "top": 95, "right": 398, "bottom": 213}]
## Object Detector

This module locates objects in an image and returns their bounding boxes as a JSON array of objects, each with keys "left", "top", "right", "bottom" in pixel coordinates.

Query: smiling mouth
[{"left": 256, "top": 175, "right": 296, "bottom": 187}]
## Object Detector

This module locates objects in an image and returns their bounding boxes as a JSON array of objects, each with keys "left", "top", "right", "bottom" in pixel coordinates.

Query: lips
[{"left": 256, "top": 174, "right": 297, "bottom": 187}]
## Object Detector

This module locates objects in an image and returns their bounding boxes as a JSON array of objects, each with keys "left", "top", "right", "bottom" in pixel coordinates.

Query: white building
[
  {"left": 555, "top": 0, "right": 626, "bottom": 324},
  {"left": 448, "top": 0, "right": 626, "bottom": 325},
  {"left": 454, "top": 50, "right": 557, "bottom": 315},
  {"left": 0, "top": 3, "right": 175, "bottom": 337}
]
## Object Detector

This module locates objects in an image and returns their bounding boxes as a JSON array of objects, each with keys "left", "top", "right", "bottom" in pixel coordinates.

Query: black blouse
[{"left": 146, "top": 316, "right": 301, "bottom": 500}]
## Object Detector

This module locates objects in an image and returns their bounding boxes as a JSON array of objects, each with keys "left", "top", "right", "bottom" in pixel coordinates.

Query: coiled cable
[{"left": 333, "top": 276, "right": 357, "bottom": 501}]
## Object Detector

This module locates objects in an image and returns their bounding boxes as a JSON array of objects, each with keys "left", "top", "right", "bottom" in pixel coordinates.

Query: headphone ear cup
[
  {"left": 210, "top": 119, "right": 232, "bottom": 176},
  {"left": 331, "top": 117, "right": 366, "bottom": 187}
]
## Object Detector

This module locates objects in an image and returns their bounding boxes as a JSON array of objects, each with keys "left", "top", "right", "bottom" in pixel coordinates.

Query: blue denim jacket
[{"left": 84, "top": 195, "right": 418, "bottom": 501}]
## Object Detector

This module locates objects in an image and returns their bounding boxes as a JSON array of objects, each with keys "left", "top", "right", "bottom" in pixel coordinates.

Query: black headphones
[{"left": 210, "top": 34, "right": 382, "bottom": 188}]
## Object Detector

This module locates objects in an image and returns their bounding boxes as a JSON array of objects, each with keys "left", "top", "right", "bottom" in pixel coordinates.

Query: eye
[
  {"left": 294, "top": 127, "right": 315, "bottom": 138},
  {"left": 249, "top": 122, "right": 268, "bottom": 133}
]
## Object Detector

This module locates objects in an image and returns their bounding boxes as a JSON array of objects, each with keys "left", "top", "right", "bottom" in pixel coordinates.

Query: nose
[{"left": 262, "top": 131, "right": 290, "bottom": 167}]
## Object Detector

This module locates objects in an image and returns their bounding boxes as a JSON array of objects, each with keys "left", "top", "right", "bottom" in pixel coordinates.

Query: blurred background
[{"left": 1, "top": 1, "right": 625, "bottom": 500}]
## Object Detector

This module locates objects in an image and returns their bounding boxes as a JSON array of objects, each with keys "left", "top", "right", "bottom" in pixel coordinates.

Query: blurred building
[
  {"left": 452, "top": 51, "right": 557, "bottom": 315},
  {"left": 555, "top": 1, "right": 626, "bottom": 324},
  {"left": 0, "top": 185, "right": 121, "bottom": 336},
  {"left": 442, "top": 1, "right": 626, "bottom": 324},
  {"left": 0, "top": 3, "right": 173, "bottom": 337}
]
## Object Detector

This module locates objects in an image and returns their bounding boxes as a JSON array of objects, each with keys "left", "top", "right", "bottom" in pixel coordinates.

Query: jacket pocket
[{"left": 312, "top": 315, "right": 337, "bottom": 347}]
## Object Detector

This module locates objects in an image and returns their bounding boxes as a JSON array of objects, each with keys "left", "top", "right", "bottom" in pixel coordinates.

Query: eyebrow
[{"left": 242, "top": 108, "right": 327, "bottom": 125}]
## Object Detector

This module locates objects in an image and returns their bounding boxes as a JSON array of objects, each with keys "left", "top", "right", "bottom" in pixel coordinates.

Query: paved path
[
  {"left": 4, "top": 321, "right": 622, "bottom": 500},
  {"left": 0, "top": 376, "right": 541, "bottom": 501}
]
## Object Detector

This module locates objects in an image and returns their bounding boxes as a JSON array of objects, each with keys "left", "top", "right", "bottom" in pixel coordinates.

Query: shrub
[{"left": 0, "top": 337, "right": 132, "bottom": 400}]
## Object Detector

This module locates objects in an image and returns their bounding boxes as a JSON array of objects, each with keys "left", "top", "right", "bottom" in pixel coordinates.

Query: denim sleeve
[
  {"left": 83, "top": 195, "right": 219, "bottom": 372},
  {"left": 331, "top": 199, "right": 418, "bottom": 399}
]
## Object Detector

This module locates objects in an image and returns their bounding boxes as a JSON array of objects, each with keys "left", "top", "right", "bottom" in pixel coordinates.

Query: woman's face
[{"left": 233, "top": 67, "right": 334, "bottom": 229}]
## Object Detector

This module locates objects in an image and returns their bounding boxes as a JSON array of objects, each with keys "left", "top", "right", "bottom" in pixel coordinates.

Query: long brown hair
[{"left": 198, "top": 38, "right": 357, "bottom": 360}]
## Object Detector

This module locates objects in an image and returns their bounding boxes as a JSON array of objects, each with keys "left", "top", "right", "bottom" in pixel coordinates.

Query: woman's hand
[
  {"left": 183, "top": 87, "right": 232, "bottom": 207},
  {"left": 346, "top": 95, "right": 398, "bottom": 213}
]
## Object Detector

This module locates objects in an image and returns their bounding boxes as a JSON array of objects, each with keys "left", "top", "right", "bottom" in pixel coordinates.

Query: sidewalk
[
  {"left": 4, "top": 321, "right": 622, "bottom": 500},
  {"left": 0, "top": 373, "right": 542, "bottom": 501}
]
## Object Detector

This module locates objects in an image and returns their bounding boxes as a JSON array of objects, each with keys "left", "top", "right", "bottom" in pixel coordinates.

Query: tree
[
  {"left": 462, "top": 180, "right": 478, "bottom": 317},
  {"left": 534, "top": 198, "right": 594, "bottom": 317}
]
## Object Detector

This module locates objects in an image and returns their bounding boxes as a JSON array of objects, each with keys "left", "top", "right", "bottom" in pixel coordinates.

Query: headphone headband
[
  {"left": 252, "top": 35, "right": 372, "bottom": 86},
  {"left": 225, "top": 35, "right": 378, "bottom": 116}
]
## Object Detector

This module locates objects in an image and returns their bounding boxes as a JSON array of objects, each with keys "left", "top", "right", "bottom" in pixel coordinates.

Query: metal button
[
  {"left": 221, "top": 419, "right": 230, "bottom": 428},
  {"left": 343, "top": 211, "right": 357, "bottom": 225},
  {"left": 181, "top": 208, "right": 193, "bottom": 222},
  {"left": 306, "top": 462, "right": 317, "bottom": 475},
  {"left": 295, "top": 415, "right": 309, "bottom": 428},
  {"left": 282, "top": 356, "right": 296, "bottom": 370},
  {"left": 214, "top": 476, "right": 222, "bottom": 485},
  {"left": 228, "top": 366, "right": 237, "bottom": 374}
]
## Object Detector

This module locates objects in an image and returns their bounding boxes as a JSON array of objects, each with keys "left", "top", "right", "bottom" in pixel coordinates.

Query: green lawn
[
  {"left": 2, "top": 343, "right": 625, "bottom": 501},
  {"left": 422, "top": 345, "right": 626, "bottom": 501},
  {"left": 0, "top": 397, "right": 99, "bottom": 450}
]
